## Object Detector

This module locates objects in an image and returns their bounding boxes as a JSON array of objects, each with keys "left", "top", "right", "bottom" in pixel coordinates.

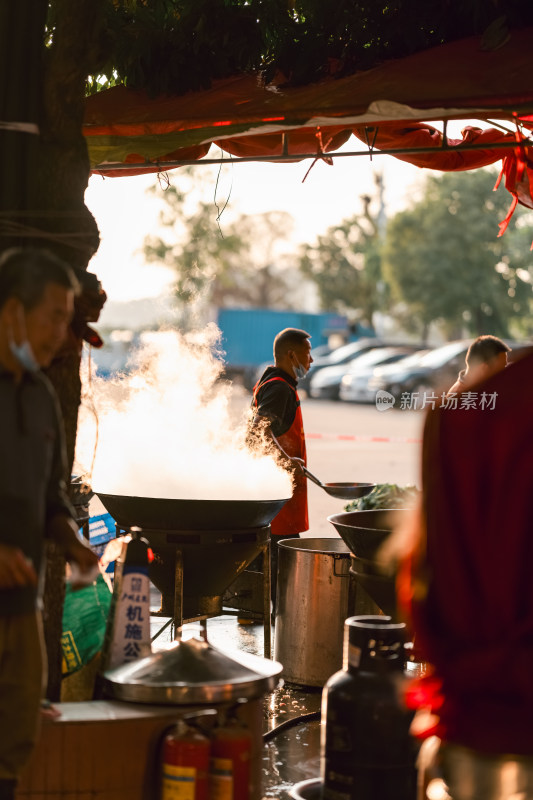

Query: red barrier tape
[{"left": 306, "top": 433, "right": 422, "bottom": 443}]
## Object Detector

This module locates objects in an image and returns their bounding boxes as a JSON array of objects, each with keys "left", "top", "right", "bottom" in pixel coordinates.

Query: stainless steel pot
[{"left": 274, "top": 538, "right": 351, "bottom": 687}]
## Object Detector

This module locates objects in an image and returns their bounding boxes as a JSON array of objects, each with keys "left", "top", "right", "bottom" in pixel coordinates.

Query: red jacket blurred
[{"left": 399, "top": 351, "right": 533, "bottom": 755}]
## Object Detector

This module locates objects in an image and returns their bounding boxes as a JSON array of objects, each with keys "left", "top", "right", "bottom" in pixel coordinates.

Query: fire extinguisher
[
  {"left": 161, "top": 720, "right": 210, "bottom": 800},
  {"left": 210, "top": 708, "right": 252, "bottom": 800}
]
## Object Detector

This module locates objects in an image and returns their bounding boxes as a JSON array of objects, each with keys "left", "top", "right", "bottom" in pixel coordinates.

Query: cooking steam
[{"left": 75, "top": 327, "right": 292, "bottom": 501}]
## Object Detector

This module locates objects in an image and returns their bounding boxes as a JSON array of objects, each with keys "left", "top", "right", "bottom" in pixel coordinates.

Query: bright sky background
[{"left": 83, "top": 123, "right": 485, "bottom": 307}]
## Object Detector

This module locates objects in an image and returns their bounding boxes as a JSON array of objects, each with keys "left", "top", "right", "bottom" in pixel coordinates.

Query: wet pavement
[{"left": 150, "top": 605, "right": 322, "bottom": 799}]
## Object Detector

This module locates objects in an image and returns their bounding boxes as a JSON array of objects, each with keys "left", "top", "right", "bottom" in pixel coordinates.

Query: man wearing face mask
[
  {"left": 250, "top": 328, "right": 313, "bottom": 613},
  {"left": 0, "top": 248, "right": 99, "bottom": 800}
]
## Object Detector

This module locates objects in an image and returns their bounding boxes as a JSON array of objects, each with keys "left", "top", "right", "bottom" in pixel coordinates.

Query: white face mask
[{"left": 8, "top": 305, "right": 40, "bottom": 373}]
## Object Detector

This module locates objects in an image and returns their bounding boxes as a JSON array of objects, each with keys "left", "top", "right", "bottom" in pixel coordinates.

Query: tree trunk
[
  {"left": 34, "top": 0, "right": 106, "bottom": 700},
  {"left": 0, "top": 1, "right": 47, "bottom": 237}
]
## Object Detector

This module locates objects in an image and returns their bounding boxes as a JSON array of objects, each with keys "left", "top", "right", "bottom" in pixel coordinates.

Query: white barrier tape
[
  {"left": 306, "top": 432, "right": 422, "bottom": 444},
  {"left": 0, "top": 121, "right": 40, "bottom": 135}
]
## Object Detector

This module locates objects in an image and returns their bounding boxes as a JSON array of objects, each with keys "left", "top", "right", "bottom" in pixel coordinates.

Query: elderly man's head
[{"left": 0, "top": 248, "right": 79, "bottom": 371}]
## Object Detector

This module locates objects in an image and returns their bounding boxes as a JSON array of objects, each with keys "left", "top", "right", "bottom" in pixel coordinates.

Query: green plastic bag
[{"left": 61, "top": 575, "right": 112, "bottom": 675}]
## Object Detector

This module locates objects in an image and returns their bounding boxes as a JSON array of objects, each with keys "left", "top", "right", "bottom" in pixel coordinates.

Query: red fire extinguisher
[
  {"left": 210, "top": 711, "right": 252, "bottom": 800},
  {"left": 161, "top": 720, "right": 210, "bottom": 800}
]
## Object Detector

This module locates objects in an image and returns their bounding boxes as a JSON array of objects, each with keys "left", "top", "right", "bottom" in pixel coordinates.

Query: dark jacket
[{"left": 0, "top": 366, "right": 75, "bottom": 615}]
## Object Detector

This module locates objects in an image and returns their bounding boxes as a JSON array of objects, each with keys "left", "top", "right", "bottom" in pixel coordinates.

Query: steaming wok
[
  {"left": 302, "top": 466, "right": 375, "bottom": 500},
  {"left": 96, "top": 493, "right": 290, "bottom": 531}
]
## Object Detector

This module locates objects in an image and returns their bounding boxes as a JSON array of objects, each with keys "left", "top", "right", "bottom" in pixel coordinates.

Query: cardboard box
[{"left": 16, "top": 699, "right": 263, "bottom": 800}]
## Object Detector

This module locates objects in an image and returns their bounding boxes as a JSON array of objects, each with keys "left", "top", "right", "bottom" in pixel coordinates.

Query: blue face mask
[
  {"left": 293, "top": 361, "right": 308, "bottom": 381},
  {"left": 9, "top": 339, "right": 40, "bottom": 373},
  {"left": 8, "top": 305, "right": 40, "bottom": 373}
]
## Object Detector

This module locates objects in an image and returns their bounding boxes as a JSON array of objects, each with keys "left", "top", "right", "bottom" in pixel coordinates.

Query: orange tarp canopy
[
  {"left": 84, "top": 27, "right": 533, "bottom": 176},
  {"left": 83, "top": 27, "right": 533, "bottom": 228}
]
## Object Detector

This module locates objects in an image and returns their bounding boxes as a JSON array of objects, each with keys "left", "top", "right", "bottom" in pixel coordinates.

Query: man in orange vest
[{"left": 251, "top": 328, "right": 313, "bottom": 613}]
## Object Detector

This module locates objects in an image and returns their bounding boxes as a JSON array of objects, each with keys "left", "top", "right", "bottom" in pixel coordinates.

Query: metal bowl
[{"left": 327, "top": 508, "right": 411, "bottom": 560}]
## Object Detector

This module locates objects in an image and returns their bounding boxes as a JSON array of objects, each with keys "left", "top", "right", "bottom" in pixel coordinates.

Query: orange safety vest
[{"left": 253, "top": 376, "right": 308, "bottom": 536}]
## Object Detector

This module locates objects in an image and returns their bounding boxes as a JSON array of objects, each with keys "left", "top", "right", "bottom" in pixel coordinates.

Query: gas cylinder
[
  {"left": 161, "top": 720, "right": 211, "bottom": 800},
  {"left": 321, "top": 615, "right": 417, "bottom": 800},
  {"left": 210, "top": 709, "right": 252, "bottom": 800}
]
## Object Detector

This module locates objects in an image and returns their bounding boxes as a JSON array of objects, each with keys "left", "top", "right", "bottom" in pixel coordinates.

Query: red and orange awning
[{"left": 83, "top": 27, "right": 533, "bottom": 226}]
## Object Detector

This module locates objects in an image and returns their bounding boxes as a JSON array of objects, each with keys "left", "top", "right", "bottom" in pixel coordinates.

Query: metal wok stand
[
  {"left": 172, "top": 538, "right": 272, "bottom": 658},
  {"left": 115, "top": 525, "right": 273, "bottom": 658}
]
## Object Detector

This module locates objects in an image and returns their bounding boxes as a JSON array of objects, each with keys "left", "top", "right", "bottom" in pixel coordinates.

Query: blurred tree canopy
[
  {"left": 382, "top": 169, "right": 533, "bottom": 340},
  {"left": 298, "top": 175, "right": 386, "bottom": 327},
  {"left": 144, "top": 174, "right": 297, "bottom": 312},
  {"left": 146, "top": 166, "right": 533, "bottom": 341}
]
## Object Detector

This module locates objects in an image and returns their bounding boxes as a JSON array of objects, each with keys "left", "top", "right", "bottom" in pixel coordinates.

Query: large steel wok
[
  {"left": 97, "top": 493, "right": 290, "bottom": 531},
  {"left": 96, "top": 493, "right": 290, "bottom": 620}
]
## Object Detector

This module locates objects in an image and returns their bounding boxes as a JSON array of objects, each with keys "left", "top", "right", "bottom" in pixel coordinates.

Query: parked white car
[{"left": 340, "top": 350, "right": 430, "bottom": 402}]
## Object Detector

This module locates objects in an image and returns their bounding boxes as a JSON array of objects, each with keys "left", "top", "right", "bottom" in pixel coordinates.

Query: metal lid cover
[{"left": 103, "top": 636, "right": 283, "bottom": 705}]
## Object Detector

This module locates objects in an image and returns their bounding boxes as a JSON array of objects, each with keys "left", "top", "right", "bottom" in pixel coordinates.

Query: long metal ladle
[{"left": 302, "top": 465, "right": 376, "bottom": 500}]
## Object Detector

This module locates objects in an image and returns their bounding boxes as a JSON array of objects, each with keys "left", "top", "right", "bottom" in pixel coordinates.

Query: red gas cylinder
[
  {"left": 210, "top": 716, "right": 252, "bottom": 800},
  {"left": 161, "top": 720, "right": 210, "bottom": 800}
]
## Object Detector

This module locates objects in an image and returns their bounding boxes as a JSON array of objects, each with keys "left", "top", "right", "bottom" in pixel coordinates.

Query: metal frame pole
[
  {"left": 263, "top": 537, "right": 271, "bottom": 659},
  {"left": 173, "top": 548, "right": 184, "bottom": 640}
]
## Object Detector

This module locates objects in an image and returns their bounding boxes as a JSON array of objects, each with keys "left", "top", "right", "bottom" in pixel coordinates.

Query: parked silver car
[
  {"left": 310, "top": 345, "right": 421, "bottom": 400},
  {"left": 366, "top": 340, "right": 471, "bottom": 402}
]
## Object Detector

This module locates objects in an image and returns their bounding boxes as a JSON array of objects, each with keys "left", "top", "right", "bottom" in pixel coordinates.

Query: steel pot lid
[{"left": 103, "top": 636, "right": 283, "bottom": 705}]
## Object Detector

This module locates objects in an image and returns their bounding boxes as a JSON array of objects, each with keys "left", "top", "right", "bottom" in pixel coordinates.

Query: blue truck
[{"left": 216, "top": 307, "right": 350, "bottom": 383}]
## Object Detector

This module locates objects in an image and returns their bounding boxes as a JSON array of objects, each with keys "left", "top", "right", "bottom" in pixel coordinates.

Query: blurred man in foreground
[
  {"left": 250, "top": 328, "right": 313, "bottom": 613},
  {"left": 399, "top": 348, "right": 533, "bottom": 799},
  {"left": 0, "top": 248, "right": 98, "bottom": 800}
]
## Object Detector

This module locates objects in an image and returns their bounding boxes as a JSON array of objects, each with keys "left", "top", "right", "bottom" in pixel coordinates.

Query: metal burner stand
[{"left": 116, "top": 525, "right": 272, "bottom": 657}]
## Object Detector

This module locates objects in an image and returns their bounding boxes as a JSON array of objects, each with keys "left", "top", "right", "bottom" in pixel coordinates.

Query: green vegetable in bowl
[{"left": 344, "top": 483, "right": 420, "bottom": 512}]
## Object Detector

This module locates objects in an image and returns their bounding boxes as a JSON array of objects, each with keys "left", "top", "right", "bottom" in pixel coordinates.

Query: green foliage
[
  {"left": 382, "top": 169, "right": 533, "bottom": 339},
  {"left": 143, "top": 171, "right": 297, "bottom": 311},
  {"left": 344, "top": 483, "right": 420, "bottom": 512},
  {"left": 298, "top": 183, "right": 386, "bottom": 326},
  {"left": 87, "top": 0, "right": 276, "bottom": 96},
  {"left": 47, "top": 0, "right": 533, "bottom": 98}
]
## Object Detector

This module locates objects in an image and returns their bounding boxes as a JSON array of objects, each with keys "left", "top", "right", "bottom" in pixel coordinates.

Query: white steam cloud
[{"left": 75, "top": 326, "right": 292, "bottom": 501}]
